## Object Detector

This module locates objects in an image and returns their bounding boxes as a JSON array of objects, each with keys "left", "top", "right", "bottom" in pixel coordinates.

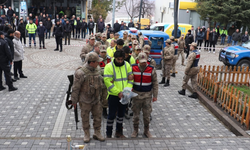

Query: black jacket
[
  {"left": 113, "top": 23, "right": 120, "bottom": 32},
  {"left": 0, "top": 38, "right": 12, "bottom": 64},
  {"left": 4, "top": 35, "right": 14, "bottom": 60},
  {"left": 45, "top": 20, "right": 52, "bottom": 30},
  {"left": 18, "top": 23, "right": 26, "bottom": 34},
  {"left": 209, "top": 32, "right": 218, "bottom": 43},
  {"left": 128, "top": 22, "right": 134, "bottom": 28},
  {"left": 88, "top": 21, "right": 95, "bottom": 29},
  {"left": 241, "top": 34, "right": 249, "bottom": 43},
  {"left": 185, "top": 33, "right": 194, "bottom": 46},
  {"left": 7, "top": 9, "right": 14, "bottom": 17},
  {"left": 75, "top": 20, "right": 81, "bottom": 29},
  {"left": 53, "top": 24, "right": 63, "bottom": 37},
  {"left": 64, "top": 23, "right": 72, "bottom": 33},
  {"left": 81, "top": 22, "right": 87, "bottom": 30},
  {"left": 0, "top": 24, "right": 4, "bottom": 31},
  {"left": 42, "top": 17, "right": 47, "bottom": 27}
]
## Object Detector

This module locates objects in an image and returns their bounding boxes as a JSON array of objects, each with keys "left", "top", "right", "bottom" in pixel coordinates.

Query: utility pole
[
  {"left": 174, "top": 0, "right": 179, "bottom": 38},
  {"left": 112, "top": 0, "right": 116, "bottom": 28},
  {"left": 139, "top": 0, "right": 143, "bottom": 29}
]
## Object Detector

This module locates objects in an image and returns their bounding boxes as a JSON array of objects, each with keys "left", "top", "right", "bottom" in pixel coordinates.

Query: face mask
[{"left": 40, "top": 24, "right": 42, "bottom": 26}]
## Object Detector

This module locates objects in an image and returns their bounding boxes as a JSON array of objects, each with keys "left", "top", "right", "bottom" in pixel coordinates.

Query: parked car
[{"left": 219, "top": 41, "right": 250, "bottom": 68}]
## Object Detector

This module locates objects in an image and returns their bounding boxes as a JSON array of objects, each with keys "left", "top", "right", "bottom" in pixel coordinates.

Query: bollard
[{"left": 67, "top": 135, "right": 72, "bottom": 150}]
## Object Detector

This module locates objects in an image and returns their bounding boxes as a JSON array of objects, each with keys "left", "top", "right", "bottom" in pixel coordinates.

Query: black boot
[
  {"left": 9, "top": 86, "right": 18, "bottom": 92},
  {"left": 171, "top": 73, "right": 176, "bottom": 77},
  {"left": 0, "top": 86, "right": 6, "bottom": 91},
  {"left": 103, "top": 108, "right": 108, "bottom": 119},
  {"left": 178, "top": 89, "right": 186, "bottom": 95},
  {"left": 188, "top": 92, "right": 198, "bottom": 99},
  {"left": 164, "top": 79, "right": 169, "bottom": 87},
  {"left": 159, "top": 77, "right": 165, "bottom": 84}
]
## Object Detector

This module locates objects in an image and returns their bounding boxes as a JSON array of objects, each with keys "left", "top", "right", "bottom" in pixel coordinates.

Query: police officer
[
  {"left": 71, "top": 52, "right": 105, "bottom": 143},
  {"left": 126, "top": 34, "right": 132, "bottom": 48},
  {"left": 142, "top": 45, "right": 156, "bottom": 67},
  {"left": 131, "top": 45, "right": 141, "bottom": 59},
  {"left": 123, "top": 31, "right": 128, "bottom": 45},
  {"left": 131, "top": 40, "right": 138, "bottom": 59},
  {"left": 138, "top": 32, "right": 144, "bottom": 48},
  {"left": 53, "top": 20, "right": 63, "bottom": 52},
  {"left": 103, "top": 50, "right": 133, "bottom": 138},
  {"left": 80, "top": 35, "right": 95, "bottom": 62},
  {"left": 131, "top": 52, "right": 158, "bottom": 138},
  {"left": 159, "top": 39, "right": 174, "bottom": 87},
  {"left": 170, "top": 36, "right": 178, "bottom": 77},
  {"left": 101, "top": 33, "right": 109, "bottom": 48},
  {"left": 99, "top": 45, "right": 111, "bottom": 119},
  {"left": 0, "top": 31, "right": 17, "bottom": 91},
  {"left": 178, "top": 42, "right": 200, "bottom": 99}
]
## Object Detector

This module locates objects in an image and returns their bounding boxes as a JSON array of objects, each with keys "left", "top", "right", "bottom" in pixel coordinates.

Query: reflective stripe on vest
[
  {"left": 192, "top": 50, "right": 200, "bottom": 67},
  {"left": 27, "top": 24, "right": 37, "bottom": 34},
  {"left": 174, "top": 42, "right": 178, "bottom": 55},
  {"left": 132, "top": 64, "right": 153, "bottom": 92},
  {"left": 99, "top": 58, "right": 111, "bottom": 68}
]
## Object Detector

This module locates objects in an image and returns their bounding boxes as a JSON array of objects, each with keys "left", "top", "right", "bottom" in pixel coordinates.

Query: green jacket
[{"left": 26, "top": 23, "right": 37, "bottom": 34}]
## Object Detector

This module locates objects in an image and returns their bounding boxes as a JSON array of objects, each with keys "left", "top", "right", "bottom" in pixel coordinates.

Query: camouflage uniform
[
  {"left": 101, "top": 33, "right": 110, "bottom": 48},
  {"left": 177, "top": 37, "right": 185, "bottom": 65},
  {"left": 71, "top": 52, "right": 105, "bottom": 142},
  {"left": 131, "top": 53, "right": 158, "bottom": 138},
  {"left": 80, "top": 35, "right": 95, "bottom": 61},
  {"left": 143, "top": 45, "right": 156, "bottom": 68},
  {"left": 163, "top": 42, "right": 174, "bottom": 80},
  {"left": 131, "top": 40, "right": 139, "bottom": 59},
  {"left": 138, "top": 32, "right": 144, "bottom": 48},
  {"left": 170, "top": 36, "right": 178, "bottom": 75}
]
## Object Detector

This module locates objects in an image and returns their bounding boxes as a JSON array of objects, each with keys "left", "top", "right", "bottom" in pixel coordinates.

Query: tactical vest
[
  {"left": 81, "top": 66, "right": 103, "bottom": 100},
  {"left": 192, "top": 50, "right": 200, "bottom": 67},
  {"left": 99, "top": 57, "right": 111, "bottom": 68},
  {"left": 26, "top": 23, "right": 37, "bottom": 34},
  {"left": 173, "top": 42, "right": 178, "bottom": 55},
  {"left": 132, "top": 64, "right": 153, "bottom": 92}
]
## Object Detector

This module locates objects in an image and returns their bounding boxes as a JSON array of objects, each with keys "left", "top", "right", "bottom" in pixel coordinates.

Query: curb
[{"left": 186, "top": 84, "right": 249, "bottom": 137}]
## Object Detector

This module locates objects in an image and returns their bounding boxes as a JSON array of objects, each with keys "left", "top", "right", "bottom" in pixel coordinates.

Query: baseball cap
[
  {"left": 102, "top": 33, "right": 107, "bottom": 38},
  {"left": 94, "top": 41, "right": 102, "bottom": 47},
  {"left": 131, "top": 35, "right": 137, "bottom": 39},
  {"left": 97, "top": 32, "right": 101, "bottom": 37},
  {"left": 164, "top": 39, "right": 171, "bottom": 43},
  {"left": 89, "top": 35, "right": 95, "bottom": 40},
  {"left": 143, "top": 45, "right": 151, "bottom": 53},
  {"left": 0, "top": 31, "right": 4, "bottom": 35},
  {"left": 181, "top": 34, "right": 184, "bottom": 37},
  {"left": 123, "top": 31, "right": 128, "bottom": 35},
  {"left": 100, "top": 45, "right": 107, "bottom": 52},
  {"left": 170, "top": 36, "right": 175, "bottom": 40},
  {"left": 133, "top": 40, "right": 138, "bottom": 45},
  {"left": 135, "top": 45, "right": 142, "bottom": 50},
  {"left": 189, "top": 42, "right": 197, "bottom": 47},
  {"left": 128, "top": 34, "right": 132, "bottom": 37},
  {"left": 138, "top": 32, "right": 142, "bottom": 35},
  {"left": 87, "top": 52, "right": 103, "bottom": 62},
  {"left": 137, "top": 52, "right": 147, "bottom": 63}
]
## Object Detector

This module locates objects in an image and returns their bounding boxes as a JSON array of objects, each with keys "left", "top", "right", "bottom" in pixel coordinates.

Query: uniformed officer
[
  {"left": 80, "top": 35, "right": 95, "bottom": 62},
  {"left": 71, "top": 52, "right": 105, "bottom": 143},
  {"left": 159, "top": 39, "right": 174, "bottom": 87},
  {"left": 142, "top": 45, "right": 156, "bottom": 67},
  {"left": 126, "top": 34, "right": 132, "bottom": 49},
  {"left": 101, "top": 33, "right": 109, "bottom": 48},
  {"left": 95, "top": 32, "right": 102, "bottom": 41},
  {"left": 99, "top": 45, "right": 111, "bottom": 119},
  {"left": 53, "top": 20, "right": 63, "bottom": 52},
  {"left": 0, "top": 31, "right": 18, "bottom": 91},
  {"left": 131, "top": 52, "right": 158, "bottom": 138},
  {"left": 131, "top": 45, "right": 141, "bottom": 59},
  {"left": 138, "top": 32, "right": 144, "bottom": 48},
  {"left": 177, "top": 34, "right": 186, "bottom": 66},
  {"left": 123, "top": 31, "right": 128, "bottom": 45},
  {"left": 170, "top": 36, "right": 178, "bottom": 77},
  {"left": 178, "top": 42, "right": 200, "bottom": 99},
  {"left": 131, "top": 40, "right": 139, "bottom": 58}
]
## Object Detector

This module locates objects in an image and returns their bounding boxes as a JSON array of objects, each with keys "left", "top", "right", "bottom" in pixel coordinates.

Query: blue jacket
[
  {"left": 196, "top": 31, "right": 205, "bottom": 40},
  {"left": 172, "top": 29, "right": 181, "bottom": 38},
  {"left": 37, "top": 25, "right": 46, "bottom": 37}
]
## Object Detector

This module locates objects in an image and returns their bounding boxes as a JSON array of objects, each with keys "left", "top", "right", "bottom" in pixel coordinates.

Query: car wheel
[{"left": 237, "top": 59, "right": 250, "bottom": 71}]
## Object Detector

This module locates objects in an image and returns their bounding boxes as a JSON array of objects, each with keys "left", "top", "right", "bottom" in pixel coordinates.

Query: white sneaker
[
  {"left": 208, "top": 51, "right": 211, "bottom": 53},
  {"left": 199, "top": 50, "right": 201, "bottom": 52},
  {"left": 213, "top": 51, "right": 215, "bottom": 53},
  {"left": 25, "top": 44, "right": 28, "bottom": 47}
]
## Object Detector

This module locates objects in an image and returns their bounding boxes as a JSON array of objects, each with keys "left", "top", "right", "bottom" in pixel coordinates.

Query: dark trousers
[
  {"left": 106, "top": 95, "right": 126, "bottom": 136},
  {"left": 89, "top": 28, "right": 93, "bottom": 35},
  {"left": 55, "top": 36, "right": 62, "bottom": 50},
  {"left": 98, "top": 29, "right": 104, "bottom": 33},
  {"left": 20, "top": 32, "right": 26, "bottom": 44},
  {"left": 0, "top": 63, "right": 13, "bottom": 87},
  {"left": 29, "top": 34, "right": 36, "bottom": 46},
  {"left": 76, "top": 28, "right": 80, "bottom": 38},
  {"left": 210, "top": 41, "right": 216, "bottom": 52},
  {"left": 81, "top": 29, "right": 86, "bottom": 39},
  {"left": 186, "top": 45, "right": 190, "bottom": 58},
  {"left": 39, "top": 36, "right": 45, "bottom": 48},
  {"left": 46, "top": 29, "right": 51, "bottom": 39},
  {"left": 64, "top": 33, "right": 71, "bottom": 45},
  {"left": 14, "top": 60, "right": 23, "bottom": 77},
  {"left": 205, "top": 40, "right": 210, "bottom": 50},
  {"left": 71, "top": 25, "right": 75, "bottom": 38},
  {"left": 197, "top": 40, "right": 203, "bottom": 50}
]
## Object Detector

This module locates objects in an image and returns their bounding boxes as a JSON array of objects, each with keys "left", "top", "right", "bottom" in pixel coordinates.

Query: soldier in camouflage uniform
[
  {"left": 80, "top": 35, "right": 95, "bottom": 62},
  {"left": 71, "top": 52, "right": 105, "bottom": 143},
  {"left": 138, "top": 32, "right": 144, "bottom": 48},
  {"left": 170, "top": 36, "right": 178, "bottom": 77},
  {"left": 123, "top": 31, "right": 128, "bottom": 45},
  {"left": 131, "top": 52, "right": 158, "bottom": 138},
  {"left": 131, "top": 45, "right": 141, "bottom": 59},
  {"left": 126, "top": 34, "right": 132, "bottom": 49},
  {"left": 159, "top": 39, "right": 174, "bottom": 87},
  {"left": 131, "top": 40, "right": 139, "bottom": 58},
  {"left": 101, "top": 33, "right": 110, "bottom": 48},
  {"left": 178, "top": 42, "right": 200, "bottom": 99},
  {"left": 95, "top": 32, "right": 102, "bottom": 41},
  {"left": 177, "top": 34, "right": 186, "bottom": 66},
  {"left": 142, "top": 45, "right": 156, "bottom": 67},
  {"left": 99, "top": 45, "right": 111, "bottom": 119}
]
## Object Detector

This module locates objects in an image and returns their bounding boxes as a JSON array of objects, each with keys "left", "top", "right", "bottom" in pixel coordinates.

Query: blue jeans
[
  {"left": 106, "top": 95, "right": 126, "bottom": 136},
  {"left": 232, "top": 41, "right": 238, "bottom": 46},
  {"left": 227, "top": 36, "right": 232, "bottom": 44},
  {"left": 46, "top": 29, "right": 51, "bottom": 39},
  {"left": 221, "top": 36, "right": 226, "bottom": 45},
  {"left": 29, "top": 34, "right": 36, "bottom": 46},
  {"left": 81, "top": 29, "right": 86, "bottom": 39}
]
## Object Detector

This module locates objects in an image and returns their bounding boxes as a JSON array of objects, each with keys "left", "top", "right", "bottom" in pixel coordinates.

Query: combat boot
[
  {"left": 115, "top": 130, "right": 127, "bottom": 138},
  {"left": 171, "top": 73, "right": 176, "bottom": 77},
  {"left": 188, "top": 92, "right": 198, "bottom": 99},
  {"left": 83, "top": 130, "right": 90, "bottom": 143},
  {"left": 164, "top": 79, "right": 170, "bottom": 87},
  {"left": 144, "top": 126, "right": 152, "bottom": 138},
  {"left": 159, "top": 77, "right": 165, "bottom": 84},
  {"left": 102, "top": 108, "right": 108, "bottom": 119},
  {"left": 178, "top": 89, "right": 185, "bottom": 95},
  {"left": 131, "top": 126, "right": 138, "bottom": 138},
  {"left": 93, "top": 130, "right": 105, "bottom": 142}
]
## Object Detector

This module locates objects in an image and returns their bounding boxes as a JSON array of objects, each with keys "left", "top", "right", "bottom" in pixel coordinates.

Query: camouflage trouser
[
  {"left": 182, "top": 67, "right": 199, "bottom": 92},
  {"left": 172, "top": 55, "right": 178, "bottom": 73},
  {"left": 101, "top": 86, "right": 108, "bottom": 108},
  {"left": 132, "top": 97, "right": 152, "bottom": 128},
  {"left": 79, "top": 101, "right": 102, "bottom": 131},
  {"left": 177, "top": 50, "right": 185, "bottom": 64},
  {"left": 164, "top": 64, "right": 172, "bottom": 80}
]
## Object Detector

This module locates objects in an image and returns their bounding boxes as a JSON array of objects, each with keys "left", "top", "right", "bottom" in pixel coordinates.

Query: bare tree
[
  {"left": 134, "top": 0, "right": 155, "bottom": 18},
  {"left": 124, "top": 0, "right": 140, "bottom": 20}
]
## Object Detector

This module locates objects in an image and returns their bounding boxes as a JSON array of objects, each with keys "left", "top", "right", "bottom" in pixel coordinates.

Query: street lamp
[{"left": 174, "top": 0, "right": 179, "bottom": 38}]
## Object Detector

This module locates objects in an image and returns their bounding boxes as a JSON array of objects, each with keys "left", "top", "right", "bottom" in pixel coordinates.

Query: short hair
[
  {"left": 7, "top": 29, "right": 15, "bottom": 35},
  {"left": 114, "top": 50, "right": 125, "bottom": 58},
  {"left": 110, "top": 32, "right": 114, "bottom": 35},
  {"left": 122, "top": 46, "right": 130, "bottom": 54},
  {"left": 116, "top": 39, "right": 124, "bottom": 46}
]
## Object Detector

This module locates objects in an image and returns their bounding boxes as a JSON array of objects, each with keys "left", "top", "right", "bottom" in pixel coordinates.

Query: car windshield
[
  {"left": 150, "top": 25, "right": 164, "bottom": 31},
  {"left": 242, "top": 41, "right": 250, "bottom": 49}
]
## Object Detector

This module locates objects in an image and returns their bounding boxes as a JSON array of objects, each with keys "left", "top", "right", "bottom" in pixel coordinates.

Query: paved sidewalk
[{"left": 0, "top": 38, "right": 249, "bottom": 150}]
